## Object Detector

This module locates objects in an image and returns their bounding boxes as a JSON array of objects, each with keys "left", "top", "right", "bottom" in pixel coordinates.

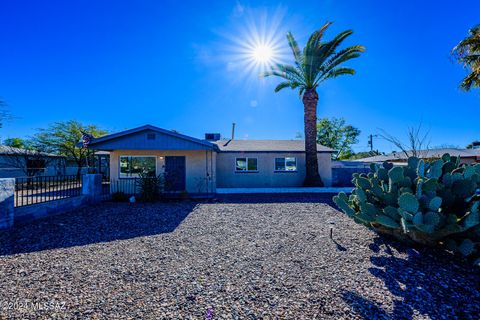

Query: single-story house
[
  {"left": 0, "top": 145, "right": 65, "bottom": 178},
  {"left": 354, "top": 148, "right": 480, "bottom": 164},
  {"left": 86, "top": 125, "right": 334, "bottom": 195}
]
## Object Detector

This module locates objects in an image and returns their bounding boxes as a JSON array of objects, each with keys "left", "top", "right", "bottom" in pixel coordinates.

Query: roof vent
[
  {"left": 146, "top": 133, "right": 156, "bottom": 140},
  {"left": 205, "top": 133, "right": 221, "bottom": 141}
]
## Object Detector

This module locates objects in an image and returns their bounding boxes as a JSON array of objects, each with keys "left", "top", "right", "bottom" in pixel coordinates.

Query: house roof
[
  {"left": 87, "top": 124, "right": 216, "bottom": 150},
  {"left": 0, "top": 145, "right": 62, "bottom": 157},
  {"left": 214, "top": 139, "right": 334, "bottom": 153},
  {"left": 354, "top": 148, "right": 480, "bottom": 162}
]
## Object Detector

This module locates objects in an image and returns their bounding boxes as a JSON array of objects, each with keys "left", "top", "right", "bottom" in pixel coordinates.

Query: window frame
[
  {"left": 119, "top": 155, "right": 158, "bottom": 178},
  {"left": 235, "top": 157, "right": 258, "bottom": 173},
  {"left": 274, "top": 157, "right": 298, "bottom": 172}
]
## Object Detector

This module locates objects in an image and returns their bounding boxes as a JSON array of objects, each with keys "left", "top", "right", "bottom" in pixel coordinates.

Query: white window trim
[
  {"left": 235, "top": 157, "right": 258, "bottom": 172},
  {"left": 274, "top": 157, "right": 298, "bottom": 172},
  {"left": 119, "top": 155, "right": 159, "bottom": 179}
]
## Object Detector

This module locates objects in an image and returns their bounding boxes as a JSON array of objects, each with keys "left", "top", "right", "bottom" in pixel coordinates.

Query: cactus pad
[
  {"left": 399, "top": 193, "right": 419, "bottom": 213},
  {"left": 388, "top": 166, "right": 404, "bottom": 183}
]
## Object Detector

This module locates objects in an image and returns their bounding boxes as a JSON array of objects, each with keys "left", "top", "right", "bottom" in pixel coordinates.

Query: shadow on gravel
[
  {"left": 0, "top": 202, "right": 197, "bottom": 256},
  {"left": 216, "top": 193, "right": 337, "bottom": 206},
  {"left": 342, "top": 237, "right": 480, "bottom": 320}
]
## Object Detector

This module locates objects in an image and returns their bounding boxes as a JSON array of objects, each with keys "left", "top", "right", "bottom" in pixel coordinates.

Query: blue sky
[{"left": 0, "top": 0, "right": 478, "bottom": 153}]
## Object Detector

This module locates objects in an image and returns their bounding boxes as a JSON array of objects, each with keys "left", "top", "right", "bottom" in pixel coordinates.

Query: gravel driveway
[{"left": 0, "top": 194, "right": 479, "bottom": 319}]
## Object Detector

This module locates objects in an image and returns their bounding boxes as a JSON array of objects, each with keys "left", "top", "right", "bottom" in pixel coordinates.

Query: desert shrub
[
  {"left": 111, "top": 191, "right": 128, "bottom": 202},
  {"left": 135, "top": 172, "right": 164, "bottom": 202},
  {"left": 333, "top": 153, "right": 480, "bottom": 266}
]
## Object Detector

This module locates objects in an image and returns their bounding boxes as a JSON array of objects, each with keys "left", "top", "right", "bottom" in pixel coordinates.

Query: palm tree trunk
[{"left": 302, "top": 88, "right": 324, "bottom": 187}]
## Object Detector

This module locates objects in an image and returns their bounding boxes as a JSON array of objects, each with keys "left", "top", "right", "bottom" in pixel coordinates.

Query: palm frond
[
  {"left": 272, "top": 63, "right": 305, "bottom": 84},
  {"left": 260, "top": 69, "right": 288, "bottom": 79},
  {"left": 315, "top": 30, "right": 354, "bottom": 66},
  {"left": 298, "top": 87, "right": 305, "bottom": 97},
  {"left": 323, "top": 45, "right": 365, "bottom": 70},
  {"left": 303, "top": 22, "right": 333, "bottom": 87},
  {"left": 304, "top": 28, "right": 355, "bottom": 87},
  {"left": 459, "top": 54, "right": 480, "bottom": 67},
  {"left": 286, "top": 32, "right": 303, "bottom": 66},
  {"left": 262, "top": 24, "right": 363, "bottom": 96},
  {"left": 454, "top": 25, "right": 480, "bottom": 91},
  {"left": 305, "top": 22, "right": 332, "bottom": 50},
  {"left": 453, "top": 25, "right": 480, "bottom": 59},
  {"left": 460, "top": 70, "right": 480, "bottom": 91},
  {"left": 274, "top": 81, "right": 302, "bottom": 92},
  {"left": 319, "top": 67, "right": 355, "bottom": 83}
]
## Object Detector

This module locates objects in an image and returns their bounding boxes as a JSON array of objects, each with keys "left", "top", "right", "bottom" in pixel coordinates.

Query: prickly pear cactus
[{"left": 333, "top": 153, "right": 480, "bottom": 264}]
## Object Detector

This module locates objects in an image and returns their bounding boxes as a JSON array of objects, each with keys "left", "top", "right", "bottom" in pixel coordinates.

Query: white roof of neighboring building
[
  {"left": 0, "top": 145, "right": 62, "bottom": 157},
  {"left": 354, "top": 148, "right": 480, "bottom": 162}
]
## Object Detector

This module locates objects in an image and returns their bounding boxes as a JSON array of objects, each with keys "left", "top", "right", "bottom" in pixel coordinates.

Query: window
[
  {"left": 27, "top": 159, "right": 46, "bottom": 175},
  {"left": 235, "top": 157, "right": 258, "bottom": 172},
  {"left": 120, "top": 156, "right": 156, "bottom": 178},
  {"left": 275, "top": 157, "right": 297, "bottom": 172}
]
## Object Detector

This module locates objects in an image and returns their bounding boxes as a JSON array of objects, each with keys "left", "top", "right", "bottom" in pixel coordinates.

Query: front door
[{"left": 164, "top": 156, "right": 186, "bottom": 192}]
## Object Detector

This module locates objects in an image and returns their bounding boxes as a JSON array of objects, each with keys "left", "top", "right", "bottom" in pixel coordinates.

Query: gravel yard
[{"left": 0, "top": 194, "right": 479, "bottom": 319}]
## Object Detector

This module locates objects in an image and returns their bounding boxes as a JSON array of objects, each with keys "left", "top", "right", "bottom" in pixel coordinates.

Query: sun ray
[{"left": 216, "top": 6, "right": 290, "bottom": 89}]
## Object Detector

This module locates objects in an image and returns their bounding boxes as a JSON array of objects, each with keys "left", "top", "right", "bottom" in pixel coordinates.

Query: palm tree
[
  {"left": 261, "top": 22, "right": 364, "bottom": 186},
  {"left": 453, "top": 25, "right": 480, "bottom": 91}
]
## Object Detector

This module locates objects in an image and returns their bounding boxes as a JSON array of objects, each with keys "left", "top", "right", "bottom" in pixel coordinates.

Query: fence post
[
  {"left": 82, "top": 174, "right": 102, "bottom": 204},
  {"left": 0, "top": 178, "right": 15, "bottom": 230}
]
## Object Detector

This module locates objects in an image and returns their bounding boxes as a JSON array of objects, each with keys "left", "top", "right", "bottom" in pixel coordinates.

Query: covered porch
[{"left": 86, "top": 125, "right": 217, "bottom": 196}]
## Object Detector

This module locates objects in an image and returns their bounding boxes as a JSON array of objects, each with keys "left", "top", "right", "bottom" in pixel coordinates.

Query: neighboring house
[
  {"left": 0, "top": 145, "right": 65, "bottom": 178},
  {"left": 354, "top": 148, "right": 480, "bottom": 164},
  {"left": 86, "top": 125, "right": 334, "bottom": 195}
]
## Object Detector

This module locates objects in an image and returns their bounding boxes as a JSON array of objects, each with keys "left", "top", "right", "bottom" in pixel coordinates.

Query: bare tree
[
  {"left": 378, "top": 123, "right": 431, "bottom": 159},
  {"left": 0, "top": 99, "right": 13, "bottom": 129}
]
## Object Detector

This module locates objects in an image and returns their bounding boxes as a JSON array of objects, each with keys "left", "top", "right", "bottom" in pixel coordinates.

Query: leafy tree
[
  {"left": 452, "top": 25, "right": 480, "bottom": 91},
  {"left": 4, "top": 137, "right": 28, "bottom": 149},
  {"left": 32, "top": 120, "right": 108, "bottom": 178},
  {"left": 261, "top": 22, "right": 364, "bottom": 186},
  {"left": 316, "top": 117, "right": 360, "bottom": 160},
  {"left": 466, "top": 140, "right": 480, "bottom": 149}
]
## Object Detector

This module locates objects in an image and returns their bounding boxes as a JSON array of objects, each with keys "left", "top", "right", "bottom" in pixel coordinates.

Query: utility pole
[{"left": 368, "top": 134, "right": 378, "bottom": 153}]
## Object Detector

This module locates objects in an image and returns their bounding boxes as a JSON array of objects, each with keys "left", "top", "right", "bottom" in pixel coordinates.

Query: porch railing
[{"left": 109, "top": 178, "right": 140, "bottom": 195}]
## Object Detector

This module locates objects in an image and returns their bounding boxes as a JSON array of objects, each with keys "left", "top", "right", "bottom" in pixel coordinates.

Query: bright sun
[
  {"left": 251, "top": 44, "right": 274, "bottom": 63},
  {"left": 221, "top": 8, "right": 287, "bottom": 77}
]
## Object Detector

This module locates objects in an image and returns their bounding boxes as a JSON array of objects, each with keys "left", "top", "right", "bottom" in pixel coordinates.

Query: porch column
[{"left": 82, "top": 174, "right": 103, "bottom": 204}]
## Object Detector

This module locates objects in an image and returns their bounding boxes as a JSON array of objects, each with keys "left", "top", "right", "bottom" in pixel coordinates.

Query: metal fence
[
  {"left": 14, "top": 175, "right": 82, "bottom": 207},
  {"left": 101, "top": 175, "right": 112, "bottom": 200}
]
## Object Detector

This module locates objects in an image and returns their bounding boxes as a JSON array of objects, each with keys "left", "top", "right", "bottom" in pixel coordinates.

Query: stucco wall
[
  {"left": 109, "top": 150, "right": 216, "bottom": 194},
  {"left": 216, "top": 152, "right": 332, "bottom": 188}
]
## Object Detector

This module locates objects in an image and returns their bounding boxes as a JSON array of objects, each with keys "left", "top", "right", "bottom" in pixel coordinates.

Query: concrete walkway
[{"left": 216, "top": 187, "right": 353, "bottom": 194}]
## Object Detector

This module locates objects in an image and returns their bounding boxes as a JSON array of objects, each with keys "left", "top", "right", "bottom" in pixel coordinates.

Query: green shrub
[
  {"left": 333, "top": 154, "right": 480, "bottom": 265},
  {"left": 135, "top": 172, "right": 165, "bottom": 202}
]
